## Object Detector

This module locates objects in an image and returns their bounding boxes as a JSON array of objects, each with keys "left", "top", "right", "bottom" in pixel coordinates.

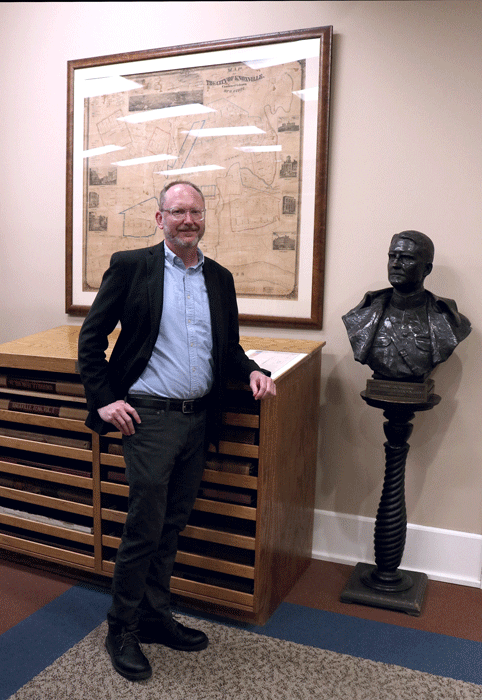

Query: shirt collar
[{"left": 164, "top": 243, "right": 204, "bottom": 270}]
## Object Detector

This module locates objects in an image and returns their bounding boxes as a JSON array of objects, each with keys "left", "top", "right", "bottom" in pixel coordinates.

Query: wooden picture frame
[{"left": 66, "top": 26, "right": 332, "bottom": 328}]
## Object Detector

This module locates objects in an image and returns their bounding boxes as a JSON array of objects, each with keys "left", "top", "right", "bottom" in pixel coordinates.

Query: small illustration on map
[
  {"left": 273, "top": 233, "right": 296, "bottom": 251},
  {"left": 278, "top": 119, "right": 300, "bottom": 132},
  {"left": 279, "top": 156, "right": 298, "bottom": 179}
]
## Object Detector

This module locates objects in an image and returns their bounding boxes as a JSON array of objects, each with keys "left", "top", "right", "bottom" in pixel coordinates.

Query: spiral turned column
[
  {"left": 340, "top": 390, "right": 439, "bottom": 615},
  {"left": 361, "top": 407, "right": 414, "bottom": 593}
]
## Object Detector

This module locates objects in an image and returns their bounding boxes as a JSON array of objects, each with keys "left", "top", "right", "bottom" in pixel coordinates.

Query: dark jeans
[{"left": 107, "top": 405, "right": 207, "bottom": 630}]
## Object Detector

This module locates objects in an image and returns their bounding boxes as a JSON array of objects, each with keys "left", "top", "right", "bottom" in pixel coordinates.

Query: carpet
[{"left": 7, "top": 614, "right": 482, "bottom": 700}]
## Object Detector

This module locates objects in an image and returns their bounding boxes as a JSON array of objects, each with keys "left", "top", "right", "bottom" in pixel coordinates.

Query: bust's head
[{"left": 388, "top": 231, "right": 434, "bottom": 294}]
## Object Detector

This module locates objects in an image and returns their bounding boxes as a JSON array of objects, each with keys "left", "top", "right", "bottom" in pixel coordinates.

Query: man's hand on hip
[{"left": 97, "top": 400, "right": 141, "bottom": 435}]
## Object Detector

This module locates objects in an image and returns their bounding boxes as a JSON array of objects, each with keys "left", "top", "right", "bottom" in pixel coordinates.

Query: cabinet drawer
[
  {"left": 209, "top": 441, "right": 258, "bottom": 459},
  {"left": 102, "top": 525, "right": 255, "bottom": 552},
  {"left": 176, "top": 550, "right": 254, "bottom": 579},
  {"left": 170, "top": 576, "right": 254, "bottom": 611},
  {"left": 0, "top": 436, "right": 92, "bottom": 462},
  {"left": 0, "top": 408, "right": 89, "bottom": 432},
  {"left": 0, "top": 511, "right": 94, "bottom": 545},
  {"left": 0, "top": 459, "right": 93, "bottom": 489},
  {"left": 193, "top": 497, "right": 257, "bottom": 521},
  {"left": 0, "top": 532, "right": 95, "bottom": 569},
  {"left": 0, "top": 485, "right": 93, "bottom": 517},
  {"left": 223, "top": 412, "right": 259, "bottom": 429}
]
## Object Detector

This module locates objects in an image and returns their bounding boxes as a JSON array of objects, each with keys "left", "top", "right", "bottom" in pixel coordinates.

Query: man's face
[
  {"left": 156, "top": 184, "right": 205, "bottom": 251},
  {"left": 387, "top": 237, "right": 431, "bottom": 293}
]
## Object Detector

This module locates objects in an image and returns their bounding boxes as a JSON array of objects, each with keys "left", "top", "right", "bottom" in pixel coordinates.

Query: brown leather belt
[{"left": 127, "top": 394, "right": 209, "bottom": 414}]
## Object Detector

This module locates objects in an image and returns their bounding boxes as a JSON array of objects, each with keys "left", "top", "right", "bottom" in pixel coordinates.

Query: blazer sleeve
[
  {"left": 209, "top": 260, "right": 270, "bottom": 384},
  {"left": 77, "top": 252, "right": 129, "bottom": 416}
]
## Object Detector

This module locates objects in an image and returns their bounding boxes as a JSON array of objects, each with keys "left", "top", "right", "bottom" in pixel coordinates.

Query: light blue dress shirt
[{"left": 129, "top": 245, "right": 214, "bottom": 399}]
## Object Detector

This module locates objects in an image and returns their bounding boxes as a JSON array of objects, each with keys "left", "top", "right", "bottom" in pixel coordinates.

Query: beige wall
[{"left": 1, "top": 1, "right": 480, "bottom": 536}]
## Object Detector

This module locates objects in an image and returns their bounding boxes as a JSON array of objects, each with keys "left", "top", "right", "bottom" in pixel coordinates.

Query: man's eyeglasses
[{"left": 161, "top": 208, "right": 206, "bottom": 221}]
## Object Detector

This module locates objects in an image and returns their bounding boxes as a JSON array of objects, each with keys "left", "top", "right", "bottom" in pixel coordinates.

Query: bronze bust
[{"left": 342, "top": 231, "right": 471, "bottom": 383}]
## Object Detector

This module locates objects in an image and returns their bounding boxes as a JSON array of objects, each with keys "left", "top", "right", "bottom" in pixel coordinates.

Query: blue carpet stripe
[
  {"left": 0, "top": 585, "right": 110, "bottom": 700},
  {"left": 1, "top": 587, "right": 481, "bottom": 699}
]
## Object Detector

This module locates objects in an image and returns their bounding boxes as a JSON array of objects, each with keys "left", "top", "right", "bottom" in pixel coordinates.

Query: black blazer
[{"left": 78, "top": 241, "right": 264, "bottom": 438}]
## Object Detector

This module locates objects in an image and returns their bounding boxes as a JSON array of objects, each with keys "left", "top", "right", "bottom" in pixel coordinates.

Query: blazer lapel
[
  {"left": 146, "top": 241, "right": 165, "bottom": 342},
  {"left": 203, "top": 259, "right": 223, "bottom": 371}
]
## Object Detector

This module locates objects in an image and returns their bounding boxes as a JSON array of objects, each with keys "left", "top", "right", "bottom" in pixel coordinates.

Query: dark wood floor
[
  {"left": 1, "top": 556, "right": 481, "bottom": 642},
  {"left": 0, "top": 557, "right": 73, "bottom": 635},
  {"left": 285, "top": 560, "right": 482, "bottom": 643}
]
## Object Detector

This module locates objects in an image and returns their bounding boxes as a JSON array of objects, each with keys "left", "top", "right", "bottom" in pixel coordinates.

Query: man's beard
[{"left": 165, "top": 227, "right": 203, "bottom": 249}]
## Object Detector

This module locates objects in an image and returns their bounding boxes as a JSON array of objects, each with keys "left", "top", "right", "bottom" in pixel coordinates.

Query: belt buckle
[{"left": 182, "top": 399, "right": 195, "bottom": 414}]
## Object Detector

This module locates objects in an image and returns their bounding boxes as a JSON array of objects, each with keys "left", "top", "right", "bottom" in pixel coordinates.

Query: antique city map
[{"left": 82, "top": 59, "right": 305, "bottom": 299}]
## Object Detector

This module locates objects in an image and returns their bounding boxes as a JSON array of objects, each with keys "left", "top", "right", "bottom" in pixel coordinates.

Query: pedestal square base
[{"left": 340, "top": 563, "right": 428, "bottom": 616}]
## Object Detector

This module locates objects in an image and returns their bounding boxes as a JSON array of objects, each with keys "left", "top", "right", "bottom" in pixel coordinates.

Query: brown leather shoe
[
  {"left": 105, "top": 628, "right": 152, "bottom": 681},
  {"left": 138, "top": 617, "right": 208, "bottom": 651}
]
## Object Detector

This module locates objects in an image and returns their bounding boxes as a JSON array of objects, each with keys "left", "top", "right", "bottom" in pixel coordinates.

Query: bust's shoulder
[
  {"left": 425, "top": 290, "right": 471, "bottom": 338},
  {"left": 426, "top": 290, "right": 457, "bottom": 313},
  {"left": 360, "top": 288, "right": 392, "bottom": 306},
  {"left": 346, "top": 288, "right": 392, "bottom": 315},
  {"left": 342, "top": 289, "right": 392, "bottom": 339}
]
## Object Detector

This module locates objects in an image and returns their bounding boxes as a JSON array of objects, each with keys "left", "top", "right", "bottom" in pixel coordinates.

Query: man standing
[{"left": 78, "top": 181, "right": 276, "bottom": 681}]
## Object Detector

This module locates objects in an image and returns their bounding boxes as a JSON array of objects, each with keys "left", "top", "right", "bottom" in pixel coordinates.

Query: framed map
[{"left": 66, "top": 26, "right": 332, "bottom": 328}]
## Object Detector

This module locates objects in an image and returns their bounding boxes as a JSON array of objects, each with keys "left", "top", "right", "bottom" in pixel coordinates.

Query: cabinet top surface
[
  {"left": 0, "top": 326, "right": 83, "bottom": 372},
  {"left": 0, "top": 326, "right": 324, "bottom": 373}
]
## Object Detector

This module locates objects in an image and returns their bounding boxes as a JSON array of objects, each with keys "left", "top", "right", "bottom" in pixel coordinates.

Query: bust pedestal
[{"left": 340, "top": 380, "right": 440, "bottom": 615}]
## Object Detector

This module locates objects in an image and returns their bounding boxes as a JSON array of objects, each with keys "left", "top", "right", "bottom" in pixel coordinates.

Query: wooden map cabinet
[{"left": 0, "top": 326, "right": 323, "bottom": 624}]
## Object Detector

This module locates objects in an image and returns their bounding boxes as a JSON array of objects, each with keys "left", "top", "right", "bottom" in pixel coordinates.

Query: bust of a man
[{"left": 342, "top": 231, "right": 471, "bottom": 382}]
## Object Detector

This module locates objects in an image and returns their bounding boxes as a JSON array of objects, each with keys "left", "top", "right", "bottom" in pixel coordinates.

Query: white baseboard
[{"left": 312, "top": 509, "right": 482, "bottom": 588}]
